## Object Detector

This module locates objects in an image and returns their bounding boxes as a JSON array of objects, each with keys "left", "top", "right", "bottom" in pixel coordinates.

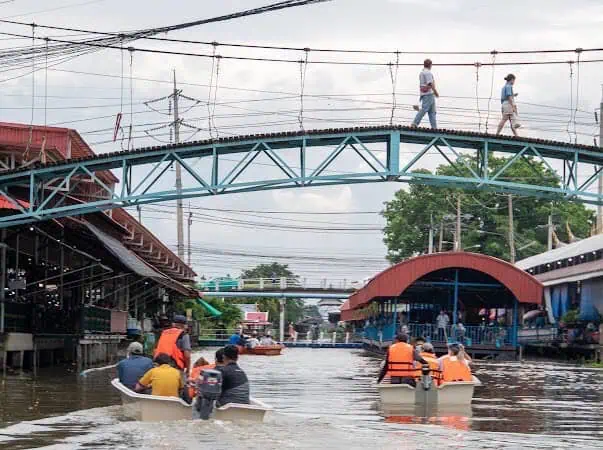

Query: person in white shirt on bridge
[{"left": 411, "top": 59, "right": 439, "bottom": 129}]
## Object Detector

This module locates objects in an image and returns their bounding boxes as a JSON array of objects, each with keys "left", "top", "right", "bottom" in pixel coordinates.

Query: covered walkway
[{"left": 342, "top": 252, "right": 543, "bottom": 357}]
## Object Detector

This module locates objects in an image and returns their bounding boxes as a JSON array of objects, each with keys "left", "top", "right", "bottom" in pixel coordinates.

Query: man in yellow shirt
[{"left": 135, "top": 353, "right": 183, "bottom": 398}]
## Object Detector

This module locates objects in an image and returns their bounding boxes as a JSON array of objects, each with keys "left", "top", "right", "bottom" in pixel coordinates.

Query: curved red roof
[{"left": 349, "top": 252, "right": 543, "bottom": 310}]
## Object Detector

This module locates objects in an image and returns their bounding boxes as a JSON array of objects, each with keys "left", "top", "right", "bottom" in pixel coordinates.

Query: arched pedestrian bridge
[{"left": 0, "top": 125, "right": 600, "bottom": 227}]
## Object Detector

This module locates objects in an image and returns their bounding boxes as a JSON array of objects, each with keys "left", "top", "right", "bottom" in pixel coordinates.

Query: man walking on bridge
[{"left": 411, "top": 59, "right": 439, "bottom": 129}]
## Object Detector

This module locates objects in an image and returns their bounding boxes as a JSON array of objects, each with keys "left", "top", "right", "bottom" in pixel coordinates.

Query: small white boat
[
  {"left": 377, "top": 376, "right": 481, "bottom": 407},
  {"left": 111, "top": 378, "right": 272, "bottom": 422}
]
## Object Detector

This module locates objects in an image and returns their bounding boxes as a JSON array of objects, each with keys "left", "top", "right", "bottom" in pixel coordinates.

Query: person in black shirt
[{"left": 216, "top": 345, "right": 250, "bottom": 406}]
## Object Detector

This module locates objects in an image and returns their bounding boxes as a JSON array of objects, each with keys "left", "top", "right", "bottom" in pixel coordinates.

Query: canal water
[{"left": 0, "top": 348, "right": 602, "bottom": 449}]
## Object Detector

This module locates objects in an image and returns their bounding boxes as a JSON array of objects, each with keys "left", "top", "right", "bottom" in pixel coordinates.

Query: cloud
[{"left": 271, "top": 185, "right": 355, "bottom": 212}]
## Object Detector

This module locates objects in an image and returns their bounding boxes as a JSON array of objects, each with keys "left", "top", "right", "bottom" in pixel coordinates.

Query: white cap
[{"left": 127, "top": 342, "right": 143, "bottom": 355}]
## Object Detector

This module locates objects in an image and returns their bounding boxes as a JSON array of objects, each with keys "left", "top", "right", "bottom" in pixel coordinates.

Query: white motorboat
[
  {"left": 111, "top": 378, "right": 272, "bottom": 422},
  {"left": 377, "top": 376, "right": 481, "bottom": 407}
]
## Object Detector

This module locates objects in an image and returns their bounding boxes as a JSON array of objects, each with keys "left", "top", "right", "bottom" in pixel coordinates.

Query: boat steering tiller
[{"left": 195, "top": 369, "right": 223, "bottom": 420}]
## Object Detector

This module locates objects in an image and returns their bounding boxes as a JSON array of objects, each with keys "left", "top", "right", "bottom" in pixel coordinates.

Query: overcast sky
[{"left": 1, "top": 0, "right": 602, "bottom": 282}]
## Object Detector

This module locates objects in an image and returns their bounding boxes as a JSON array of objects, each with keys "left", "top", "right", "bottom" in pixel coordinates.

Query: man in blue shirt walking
[
  {"left": 117, "top": 342, "right": 153, "bottom": 391},
  {"left": 496, "top": 73, "right": 520, "bottom": 136}
]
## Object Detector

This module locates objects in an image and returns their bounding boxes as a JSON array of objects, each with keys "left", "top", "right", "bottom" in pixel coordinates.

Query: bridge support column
[{"left": 279, "top": 298, "right": 285, "bottom": 343}]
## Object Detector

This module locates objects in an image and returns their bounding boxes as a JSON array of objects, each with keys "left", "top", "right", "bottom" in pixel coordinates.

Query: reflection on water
[{"left": 0, "top": 349, "right": 602, "bottom": 449}]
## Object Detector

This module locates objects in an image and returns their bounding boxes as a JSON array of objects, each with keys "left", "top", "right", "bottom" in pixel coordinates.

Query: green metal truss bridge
[{"left": 0, "top": 125, "right": 601, "bottom": 228}]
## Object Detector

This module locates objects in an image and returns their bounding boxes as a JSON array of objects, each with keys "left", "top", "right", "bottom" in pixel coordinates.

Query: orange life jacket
[
  {"left": 386, "top": 342, "right": 415, "bottom": 378},
  {"left": 440, "top": 356, "right": 472, "bottom": 382},
  {"left": 188, "top": 364, "right": 215, "bottom": 399},
  {"left": 154, "top": 327, "right": 186, "bottom": 370},
  {"left": 415, "top": 352, "right": 442, "bottom": 385}
]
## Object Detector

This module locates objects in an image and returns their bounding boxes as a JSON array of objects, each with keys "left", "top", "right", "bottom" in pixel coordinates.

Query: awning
[
  {"left": 197, "top": 299, "right": 222, "bottom": 318},
  {"left": 86, "top": 223, "right": 192, "bottom": 296},
  {"left": 87, "top": 223, "right": 164, "bottom": 280}
]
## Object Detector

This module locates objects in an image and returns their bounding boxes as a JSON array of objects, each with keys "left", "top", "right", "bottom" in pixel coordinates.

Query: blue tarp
[
  {"left": 579, "top": 279, "right": 603, "bottom": 321},
  {"left": 551, "top": 285, "right": 570, "bottom": 320}
]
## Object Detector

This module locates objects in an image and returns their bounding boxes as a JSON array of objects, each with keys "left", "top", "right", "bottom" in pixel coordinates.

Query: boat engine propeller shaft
[{"left": 420, "top": 364, "right": 432, "bottom": 391}]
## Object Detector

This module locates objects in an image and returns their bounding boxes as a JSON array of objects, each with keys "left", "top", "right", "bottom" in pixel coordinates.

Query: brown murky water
[{"left": 0, "top": 348, "right": 602, "bottom": 449}]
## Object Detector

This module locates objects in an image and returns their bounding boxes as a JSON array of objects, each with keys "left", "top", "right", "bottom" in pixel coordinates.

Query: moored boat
[
  {"left": 377, "top": 376, "right": 481, "bottom": 407},
  {"left": 111, "top": 378, "right": 272, "bottom": 422}
]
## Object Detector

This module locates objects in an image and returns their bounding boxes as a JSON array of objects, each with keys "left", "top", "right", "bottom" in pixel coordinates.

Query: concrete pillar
[
  {"left": 33, "top": 342, "right": 37, "bottom": 376},
  {"left": 0, "top": 229, "right": 6, "bottom": 334},
  {"left": 279, "top": 298, "right": 285, "bottom": 343},
  {"left": 77, "top": 344, "right": 82, "bottom": 372},
  {"left": 19, "top": 351, "right": 24, "bottom": 369}
]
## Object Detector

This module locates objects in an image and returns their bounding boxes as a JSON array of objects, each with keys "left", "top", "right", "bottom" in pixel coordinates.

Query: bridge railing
[
  {"left": 200, "top": 277, "right": 360, "bottom": 292},
  {"left": 408, "top": 324, "right": 514, "bottom": 346},
  {"left": 361, "top": 323, "right": 515, "bottom": 346},
  {"left": 198, "top": 328, "right": 280, "bottom": 341},
  {"left": 197, "top": 328, "right": 358, "bottom": 344}
]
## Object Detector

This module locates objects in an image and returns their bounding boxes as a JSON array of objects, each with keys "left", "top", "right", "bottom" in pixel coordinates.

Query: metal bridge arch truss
[{"left": 0, "top": 125, "right": 601, "bottom": 228}]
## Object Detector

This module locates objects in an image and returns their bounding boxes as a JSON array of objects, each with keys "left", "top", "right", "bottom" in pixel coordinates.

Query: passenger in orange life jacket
[
  {"left": 439, "top": 343, "right": 472, "bottom": 382},
  {"left": 377, "top": 334, "right": 427, "bottom": 386},
  {"left": 417, "top": 342, "right": 442, "bottom": 385},
  {"left": 413, "top": 336, "right": 426, "bottom": 353},
  {"left": 154, "top": 315, "right": 192, "bottom": 374}
]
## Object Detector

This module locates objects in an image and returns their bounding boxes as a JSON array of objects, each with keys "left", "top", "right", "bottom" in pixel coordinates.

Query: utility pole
[
  {"left": 438, "top": 221, "right": 444, "bottom": 252},
  {"left": 455, "top": 194, "right": 461, "bottom": 251},
  {"left": 508, "top": 194, "right": 516, "bottom": 263},
  {"left": 428, "top": 214, "right": 434, "bottom": 254},
  {"left": 547, "top": 214, "right": 553, "bottom": 251},
  {"left": 187, "top": 208, "right": 193, "bottom": 267},
  {"left": 173, "top": 70, "right": 184, "bottom": 260},
  {"left": 598, "top": 88, "right": 603, "bottom": 233}
]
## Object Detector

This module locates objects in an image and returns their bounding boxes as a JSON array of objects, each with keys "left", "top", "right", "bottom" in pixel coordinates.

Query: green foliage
[
  {"left": 173, "top": 297, "right": 242, "bottom": 329},
  {"left": 241, "top": 262, "right": 296, "bottom": 279},
  {"left": 560, "top": 309, "right": 580, "bottom": 325},
  {"left": 303, "top": 304, "right": 322, "bottom": 319},
  {"left": 382, "top": 155, "right": 595, "bottom": 263},
  {"left": 231, "top": 262, "right": 305, "bottom": 325}
]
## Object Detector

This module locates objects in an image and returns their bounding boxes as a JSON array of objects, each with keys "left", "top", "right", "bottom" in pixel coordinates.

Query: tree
[
  {"left": 241, "top": 262, "right": 296, "bottom": 279},
  {"left": 233, "top": 262, "right": 305, "bottom": 325},
  {"left": 173, "top": 297, "right": 242, "bottom": 330},
  {"left": 382, "top": 155, "right": 595, "bottom": 263}
]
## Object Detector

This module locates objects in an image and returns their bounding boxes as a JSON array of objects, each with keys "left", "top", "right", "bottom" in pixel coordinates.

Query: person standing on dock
[
  {"left": 411, "top": 59, "right": 439, "bottom": 129},
  {"left": 436, "top": 309, "right": 450, "bottom": 342}
]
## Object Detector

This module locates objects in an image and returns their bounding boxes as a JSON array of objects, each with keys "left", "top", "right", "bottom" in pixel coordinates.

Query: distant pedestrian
[
  {"left": 411, "top": 59, "right": 439, "bottom": 129},
  {"left": 496, "top": 74, "right": 521, "bottom": 136},
  {"left": 436, "top": 309, "right": 449, "bottom": 342}
]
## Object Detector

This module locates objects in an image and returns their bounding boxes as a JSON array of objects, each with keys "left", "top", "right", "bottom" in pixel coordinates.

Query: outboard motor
[
  {"left": 420, "top": 363, "right": 433, "bottom": 391},
  {"left": 195, "top": 369, "right": 223, "bottom": 420}
]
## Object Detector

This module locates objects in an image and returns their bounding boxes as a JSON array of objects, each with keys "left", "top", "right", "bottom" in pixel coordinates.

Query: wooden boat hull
[
  {"left": 247, "top": 345, "right": 284, "bottom": 356},
  {"left": 378, "top": 376, "right": 481, "bottom": 407},
  {"left": 111, "top": 378, "right": 271, "bottom": 422}
]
